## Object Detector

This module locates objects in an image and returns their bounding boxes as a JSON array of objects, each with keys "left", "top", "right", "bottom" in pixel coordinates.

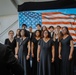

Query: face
[
  {"left": 22, "top": 26, "right": 26, "bottom": 29},
  {"left": 29, "top": 28, "right": 32, "bottom": 32},
  {"left": 54, "top": 28, "right": 58, "bottom": 34},
  {"left": 16, "top": 29, "right": 20, "bottom": 36},
  {"left": 8, "top": 31, "right": 14, "bottom": 38},
  {"left": 42, "top": 26, "right": 47, "bottom": 31},
  {"left": 37, "top": 25, "right": 41, "bottom": 30},
  {"left": 36, "top": 31, "right": 40, "bottom": 37},
  {"left": 50, "top": 28, "right": 54, "bottom": 32},
  {"left": 62, "top": 28, "right": 67, "bottom": 35},
  {"left": 44, "top": 31, "right": 49, "bottom": 38},
  {"left": 57, "top": 27, "right": 61, "bottom": 32},
  {"left": 20, "top": 30, "right": 25, "bottom": 37}
]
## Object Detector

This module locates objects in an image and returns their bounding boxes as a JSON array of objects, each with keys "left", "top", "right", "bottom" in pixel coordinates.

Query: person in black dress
[
  {"left": 41, "top": 26, "right": 47, "bottom": 38},
  {"left": 37, "top": 30, "right": 55, "bottom": 75},
  {"left": 14, "top": 29, "right": 21, "bottom": 42},
  {"left": 16, "top": 29, "right": 31, "bottom": 75},
  {"left": 31, "top": 30, "right": 41, "bottom": 75},
  {"left": 5, "top": 30, "right": 16, "bottom": 55},
  {"left": 59, "top": 27, "right": 74, "bottom": 75},
  {"left": 53, "top": 28, "right": 62, "bottom": 75}
]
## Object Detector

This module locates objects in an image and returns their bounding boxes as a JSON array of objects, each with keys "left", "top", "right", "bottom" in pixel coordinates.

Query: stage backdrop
[{"left": 18, "top": 1, "right": 76, "bottom": 43}]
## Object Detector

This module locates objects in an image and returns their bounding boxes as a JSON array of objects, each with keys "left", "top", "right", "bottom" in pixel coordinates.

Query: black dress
[
  {"left": 32, "top": 38, "right": 40, "bottom": 75},
  {"left": 18, "top": 37, "right": 30, "bottom": 75},
  {"left": 5, "top": 38, "right": 16, "bottom": 55},
  {"left": 54, "top": 39, "right": 60, "bottom": 75},
  {"left": 38, "top": 39, "right": 54, "bottom": 75},
  {"left": 60, "top": 35, "right": 74, "bottom": 75}
]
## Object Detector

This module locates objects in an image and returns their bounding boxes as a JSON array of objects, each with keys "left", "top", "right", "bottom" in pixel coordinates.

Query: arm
[
  {"left": 37, "top": 45, "right": 41, "bottom": 62},
  {"left": 69, "top": 40, "right": 74, "bottom": 60},
  {"left": 26, "top": 41, "right": 30, "bottom": 60},
  {"left": 52, "top": 45, "right": 55, "bottom": 62},
  {"left": 31, "top": 42, "right": 34, "bottom": 57},
  {"left": 15, "top": 42, "right": 19, "bottom": 59},
  {"left": 59, "top": 42, "right": 62, "bottom": 59},
  {"left": 5, "top": 46, "right": 24, "bottom": 75}
]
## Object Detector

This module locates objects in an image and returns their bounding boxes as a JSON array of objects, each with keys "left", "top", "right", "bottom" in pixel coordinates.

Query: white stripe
[
  {"left": 72, "top": 36, "right": 76, "bottom": 39},
  {"left": 42, "top": 24, "right": 76, "bottom": 28},
  {"left": 42, "top": 14, "right": 75, "bottom": 18},
  {"left": 69, "top": 30, "right": 76, "bottom": 33},
  {"left": 42, "top": 19, "right": 76, "bottom": 22}
]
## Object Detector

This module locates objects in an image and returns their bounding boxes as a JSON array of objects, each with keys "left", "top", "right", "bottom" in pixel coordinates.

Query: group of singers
[{"left": 5, "top": 24, "right": 74, "bottom": 75}]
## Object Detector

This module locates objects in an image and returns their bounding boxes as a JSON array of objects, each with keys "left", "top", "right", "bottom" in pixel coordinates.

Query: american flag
[
  {"left": 42, "top": 12, "right": 76, "bottom": 43},
  {"left": 18, "top": 11, "right": 76, "bottom": 43}
]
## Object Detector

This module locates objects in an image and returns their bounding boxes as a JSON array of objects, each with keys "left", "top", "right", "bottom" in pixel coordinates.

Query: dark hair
[
  {"left": 49, "top": 26, "right": 54, "bottom": 29},
  {"left": 21, "top": 29, "right": 27, "bottom": 37},
  {"left": 43, "top": 30, "right": 50, "bottom": 38},
  {"left": 22, "top": 24, "right": 27, "bottom": 28},
  {"left": 62, "top": 26, "right": 70, "bottom": 35},
  {"left": 29, "top": 26, "right": 32, "bottom": 28},
  {"left": 57, "top": 25, "right": 61, "bottom": 28},
  {"left": 16, "top": 29, "right": 21, "bottom": 37},
  {"left": 41, "top": 26, "right": 47, "bottom": 31},
  {"left": 36, "top": 24, "right": 41, "bottom": 27},
  {"left": 34, "top": 30, "right": 41, "bottom": 37},
  {"left": 8, "top": 30, "right": 14, "bottom": 34}
]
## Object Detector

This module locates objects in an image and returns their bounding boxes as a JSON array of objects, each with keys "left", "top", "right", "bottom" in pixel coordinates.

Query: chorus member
[
  {"left": 5, "top": 30, "right": 16, "bottom": 55},
  {"left": 37, "top": 30, "right": 55, "bottom": 75},
  {"left": 29, "top": 26, "right": 34, "bottom": 41},
  {"left": 36, "top": 24, "right": 41, "bottom": 31},
  {"left": 14, "top": 29, "right": 21, "bottom": 42},
  {"left": 0, "top": 43, "right": 24, "bottom": 75},
  {"left": 41, "top": 26, "right": 47, "bottom": 38},
  {"left": 22, "top": 24, "right": 30, "bottom": 37},
  {"left": 17, "top": 29, "right": 31, "bottom": 75},
  {"left": 57, "top": 25, "right": 62, "bottom": 33},
  {"left": 49, "top": 26, "right": 54, "bottom": 39},
  {"left": 59, "top": 27, "right": 74, "bottom": 75},
  {"left": 53, "top": 28, "right": 62, "bottom": 75},
  {"left": 31, "top": 30, "right": 41, "bottom": 75}
]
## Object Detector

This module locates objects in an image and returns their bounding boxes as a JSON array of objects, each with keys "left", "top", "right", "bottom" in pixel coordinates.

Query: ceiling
[{"left": 0, "top": 0, "right": 55, "bottom": 16}]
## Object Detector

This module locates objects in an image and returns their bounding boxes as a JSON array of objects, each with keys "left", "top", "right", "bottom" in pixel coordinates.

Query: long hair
[
  {"left": 20, "top": 29, "right": 27, "bottom": 37},
  {"left": 42, "top": 30, "right": 50, "bottom": 38},
  {"left": 62, "top": 26, "right": 70, "bottom": 35},
  {"left": 34, "top": 30, "right": 41, "bottom": 37}
]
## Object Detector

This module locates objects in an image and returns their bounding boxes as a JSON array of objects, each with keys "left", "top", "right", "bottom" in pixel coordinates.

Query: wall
[{"left": 0, "top": 15, "right": 19, "bottom": 44}]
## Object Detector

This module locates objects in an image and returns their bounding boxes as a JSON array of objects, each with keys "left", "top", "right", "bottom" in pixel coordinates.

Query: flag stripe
[{"left": 42, "top": 22, "right": 76, "bottom": 25}]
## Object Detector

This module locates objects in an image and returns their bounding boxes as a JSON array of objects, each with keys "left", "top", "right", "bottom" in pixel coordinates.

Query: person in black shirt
[
  {"left": 5, "top": 30, "right": 16, "bottom": 55},
  {"left": 22, "top": 24, "right": 30, "bottom": 37},
  {"left": 0, "top": 43, "right": 24, "bottom": 75}
]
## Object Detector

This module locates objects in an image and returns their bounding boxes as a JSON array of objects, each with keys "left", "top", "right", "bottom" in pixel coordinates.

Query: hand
[
  {"left": 59, "top": 54, "right": 62, "bottom": 59},
  {"left": 26, "top": 55, "right": 30, "bottom": 60},
  {"left": 52, "top": 58, "right": 54, "bottom": 63},
  {"left": 69, "top": 55, "right": 72, "bottom": 60},
  {"left": 37, "top": 57, "right": 40, "bottom": 62},
  {"left": 15, "top": 55, "right": 18, "bottom": 59},
  {"left": 32, "top": 53, "right": 34, "bottom": 58}
]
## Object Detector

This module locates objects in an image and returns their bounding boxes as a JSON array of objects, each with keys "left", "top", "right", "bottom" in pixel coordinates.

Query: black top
[
  {"left": 5, "top": 38, "right": 16, "bottom": 54},
  {"left": 0, "top": 43, "right": 24, "bottom": 75}
]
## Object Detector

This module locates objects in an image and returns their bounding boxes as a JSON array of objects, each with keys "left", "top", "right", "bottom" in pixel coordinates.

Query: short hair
[
  {"left": 49, "top": 26, "right": 54, "bottom": 29},
  {"left": 36, "top": 24, "right": 41, "bottom": 27},
  {"left": 29, "top": 26, "right": 32, "bottom": 28},
  {"left": 57, "top": 25, "right": 61, "bottom": 28},
  {"left": 8, "top": 30, "right": 14, "bottom": 34},
  {"left": 22, "top": 24, "right": 27, "bottom": 28}
]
